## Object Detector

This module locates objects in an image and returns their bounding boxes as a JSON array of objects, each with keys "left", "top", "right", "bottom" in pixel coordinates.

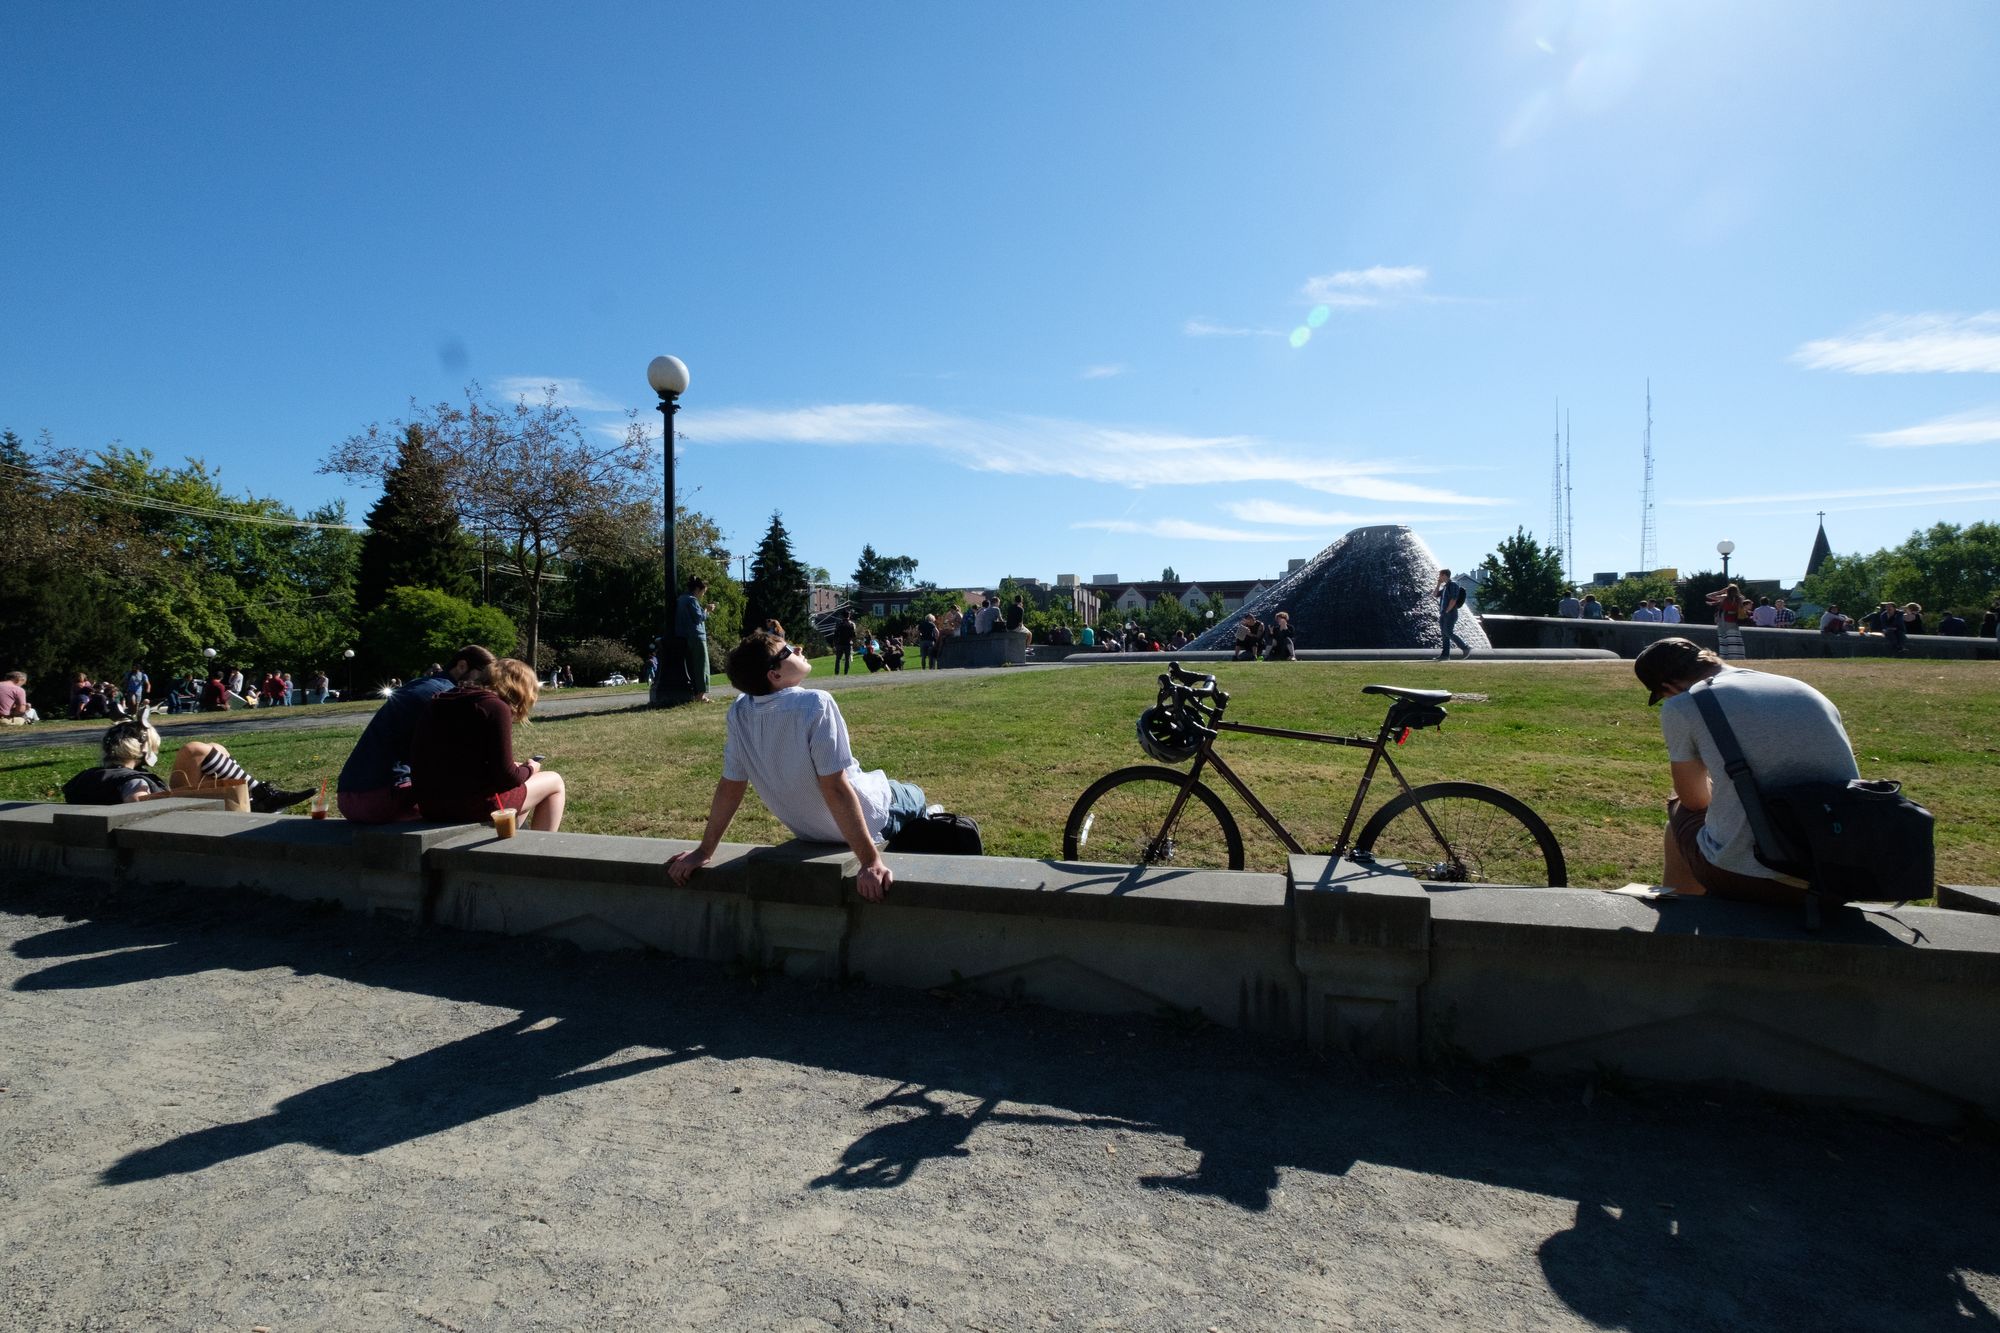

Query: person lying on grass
[
  {"left": 667, "top": 630, "right": 928, "bottom": 902},
  {"left": 62, "top": 712, "right": 314, "bottom": 812}
]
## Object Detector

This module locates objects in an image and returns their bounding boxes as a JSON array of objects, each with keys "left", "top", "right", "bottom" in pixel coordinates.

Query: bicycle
[{"left": 1061, "top": 661, "right": 1568, "bottom": 885}]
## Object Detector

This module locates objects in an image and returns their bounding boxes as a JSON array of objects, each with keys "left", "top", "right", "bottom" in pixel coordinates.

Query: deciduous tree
[
  {"left": 1476, "top": 528, "right": 1567, "bottom": 616},
  {"left": 323, "top": 384, "right": 652, "bottom": 668}
]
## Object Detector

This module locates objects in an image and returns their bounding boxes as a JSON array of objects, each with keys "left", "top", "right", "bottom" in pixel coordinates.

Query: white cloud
[
  {"left": 1301, "top": 474, "right": 1505, "bottom": 506},
  {"left": 1793, "top": 313, "right": 2000, "bottom": 375},
  {"left": 1074, "top": 518, "right": 1302, "bottom": 543},
  {"left": 1080, "top": 363, "right": 1127, "bottom": 380},
  {"left": 1222, "top": 499, "right": 1459, "bottom": 527},
  {"left": 1860, "top": 408, "right": 2000, "bottom": 448},
  {"left": 676, "top": 401, "right": 1510, "bottom": 501},
  {"left": 1183, "top": 317, "right": 1283, "bottom": 338},
  {"left": 496, "top": 376, "right": 626, "bottom": 412},
  {"left": 1304, "top": 265, "right": 1428, "bottom": 295}
]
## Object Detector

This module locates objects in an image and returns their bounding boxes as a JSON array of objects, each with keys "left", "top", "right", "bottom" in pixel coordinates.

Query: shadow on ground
[{"left": 6, "top": 877, "right": 1996, "bottom": 1332}]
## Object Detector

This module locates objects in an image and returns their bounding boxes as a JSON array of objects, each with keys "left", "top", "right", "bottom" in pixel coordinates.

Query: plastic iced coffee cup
[{"left": 491, "top": 808, "right": 518, "bottom": 838}]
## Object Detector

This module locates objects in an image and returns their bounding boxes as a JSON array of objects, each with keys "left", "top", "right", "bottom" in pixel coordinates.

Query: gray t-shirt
[
  {"left": 1659, "top": 668, "right": 1859, "bottom": 880},
  {"left": 722, "top": 687, "right": 892, "bottom": 843}
]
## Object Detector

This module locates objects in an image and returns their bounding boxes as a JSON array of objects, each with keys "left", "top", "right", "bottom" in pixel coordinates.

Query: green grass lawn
[{"left": 4, "top": 660, "right": 1995, "bottom": 888}]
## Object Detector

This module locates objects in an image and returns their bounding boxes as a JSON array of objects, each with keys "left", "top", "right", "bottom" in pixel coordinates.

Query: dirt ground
[{"left": 2, "top": 878, "right": 1996, "bottom": 1333}]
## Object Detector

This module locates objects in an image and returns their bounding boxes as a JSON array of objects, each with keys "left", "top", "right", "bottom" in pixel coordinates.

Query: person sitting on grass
[
  {"left": 0, "top": 670, "right": 35, "bottom": 725},
  {"left": 409, "top": 657, "right": 566, "bottom": 831},
  {"left": 62, "top": 712, "right": 314, "bottom": 811},
  {"left": 668, "top": 631, "right": 930, "bottom": 902}
]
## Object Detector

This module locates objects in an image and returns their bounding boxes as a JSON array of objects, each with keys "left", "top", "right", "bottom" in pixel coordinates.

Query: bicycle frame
[{"left": 1155, "top": 714, "right": 1420, "bottom": 858}]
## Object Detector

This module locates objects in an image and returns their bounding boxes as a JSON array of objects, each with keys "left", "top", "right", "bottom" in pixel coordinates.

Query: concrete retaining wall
[
  {"left": 936, "top": 630, "right": 1029, "bottom": 669},
  {"left": 5, "top": 799, "right": 1997, "bottom": 1123},
  {"left": 1482, "top": 614, "right": 2000, "bottom": 661}
]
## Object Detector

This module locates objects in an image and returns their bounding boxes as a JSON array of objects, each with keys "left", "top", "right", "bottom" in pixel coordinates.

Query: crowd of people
[{"left": 1559, "top": 585, "right": 2000, "bottom": 648}]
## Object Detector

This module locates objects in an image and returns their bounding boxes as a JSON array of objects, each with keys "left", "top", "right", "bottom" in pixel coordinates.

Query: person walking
[
  {"left": 1435, "top": 569, "right": 1471, "bottom": 660},
  {"left": 831, "top": 609, "right": 858, "bottom": 675},
  {"left": 917, "top": 613, "right": 938, "bottom": 668}
]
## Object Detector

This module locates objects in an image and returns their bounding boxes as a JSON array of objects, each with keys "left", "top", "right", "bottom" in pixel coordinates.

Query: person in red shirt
[{"left": 410, "top": 657, "right": 567, "bottom": 830}]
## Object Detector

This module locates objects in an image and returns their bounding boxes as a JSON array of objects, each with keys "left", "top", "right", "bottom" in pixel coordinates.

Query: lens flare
[
  {"left": 1289, "top": 327, "right": 1312, "bottom": 349},
  {"left": 1307, "top": 304, "right": 1331, "bottom": 328}
]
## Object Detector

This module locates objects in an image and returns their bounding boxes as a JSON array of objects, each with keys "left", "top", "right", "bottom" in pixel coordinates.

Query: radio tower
[
  {"left": 1638, "top": 380, "right": 1657, "bottom": 573},
  {"left": 1565, "top": 411, "right": 1574, "bottom": 585},
  {"left": 1548, "top": 399, "right": 1565, "bottom": 575}
]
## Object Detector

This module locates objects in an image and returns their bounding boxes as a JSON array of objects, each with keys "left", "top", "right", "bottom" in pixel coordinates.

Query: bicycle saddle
[{"left": 1361, "top": 684, "right": 1453, "bottom": 704}]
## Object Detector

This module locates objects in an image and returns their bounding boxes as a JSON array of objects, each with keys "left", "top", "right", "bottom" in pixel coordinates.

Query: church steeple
[{"left": 1806, "top": 511, "right": 1832, "bottom": 577}]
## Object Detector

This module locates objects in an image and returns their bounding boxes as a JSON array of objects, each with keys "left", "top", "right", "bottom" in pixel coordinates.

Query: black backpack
[
  {"left": 886, "top": 811, "right": 984, "bottom": 856},
  {"left": 1690, "top": 684, "right": 1934, "bottom": 927}
]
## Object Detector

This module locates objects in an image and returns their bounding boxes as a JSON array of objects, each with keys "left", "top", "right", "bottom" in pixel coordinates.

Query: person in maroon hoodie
[{"left": 409, "top": 657, "right": 567, "bottom": 830}]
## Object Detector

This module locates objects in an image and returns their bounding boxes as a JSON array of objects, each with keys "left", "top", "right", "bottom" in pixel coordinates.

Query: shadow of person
[
  {"left": 1538, "top": 1187, "right": 2000, "bottom": 1331},
  {"left": 811, "top": 1085, "right": 998, "bottom": 1190},
  {"left": 102, "top": 1014, "right": 696, "bottom": 1185},
  {"left": 812, "top": 1083, "right": 1153, "bottom": 1191}
]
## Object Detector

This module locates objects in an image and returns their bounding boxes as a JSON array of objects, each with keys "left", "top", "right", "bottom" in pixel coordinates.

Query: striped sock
[{"left": 199, "top": 749, "right": 248, "bottom": 783}]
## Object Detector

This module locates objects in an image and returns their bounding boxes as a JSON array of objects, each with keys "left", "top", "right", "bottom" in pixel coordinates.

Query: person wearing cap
[{"left": 1633, "top": 637, "right": 1859, "bottom": 905}]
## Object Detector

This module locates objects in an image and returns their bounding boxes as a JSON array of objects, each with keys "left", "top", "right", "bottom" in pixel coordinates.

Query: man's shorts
[{"left": 1667, "top": 798, "right": 1805, "bottom": 907}]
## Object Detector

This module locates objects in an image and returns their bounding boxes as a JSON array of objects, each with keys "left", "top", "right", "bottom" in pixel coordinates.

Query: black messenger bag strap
[{"left": 1688, "top": 683, "right": 1801, "bottom": 868}]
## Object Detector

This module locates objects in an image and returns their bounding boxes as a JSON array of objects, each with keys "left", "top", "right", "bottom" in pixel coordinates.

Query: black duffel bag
[
  {"left": 886, "top": 811, "right": 984, "bottom": 856},
  {"left": 1759, "top": 779, "right": 1935, "bottom": 907}
]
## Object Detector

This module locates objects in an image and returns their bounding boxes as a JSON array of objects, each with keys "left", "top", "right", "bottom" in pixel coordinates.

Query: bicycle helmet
[{"left": 1136, "top": 704, "right": 1202, "bottom": 763}]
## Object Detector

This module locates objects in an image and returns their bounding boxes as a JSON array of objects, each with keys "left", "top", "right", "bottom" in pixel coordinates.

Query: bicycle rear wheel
[
  {"left": 1353, "top": 781, "right": 1567, "bottom": 887},
  {"left": 1062, "top": 765, "right": 1245, "bottom": 870}
]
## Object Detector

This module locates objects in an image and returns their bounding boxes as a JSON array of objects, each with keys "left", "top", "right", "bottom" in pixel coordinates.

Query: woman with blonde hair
[
  {"left": 410, "top": 657, "right": 566, "bottom": 830},
  {"left": 61, "top": 711, "right": 312, "bottom": 811}
]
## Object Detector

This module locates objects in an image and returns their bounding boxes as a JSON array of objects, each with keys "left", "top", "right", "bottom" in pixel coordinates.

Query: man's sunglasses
[{"left": 771, "top": 644, "right": 794, "bottom": 667}]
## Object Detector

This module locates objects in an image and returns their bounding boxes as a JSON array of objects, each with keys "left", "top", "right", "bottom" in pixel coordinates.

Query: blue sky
[{"left": 5, "top": 2, "right": 1998, "bottom": 590}]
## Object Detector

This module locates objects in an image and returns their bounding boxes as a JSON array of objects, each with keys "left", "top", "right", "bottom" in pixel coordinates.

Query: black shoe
[{"left": 250, "top": 781, "right": 315, "bottom": 813}]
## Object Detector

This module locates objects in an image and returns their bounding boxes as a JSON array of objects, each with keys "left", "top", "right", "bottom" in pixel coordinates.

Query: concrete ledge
[
  {"left": 6, "top": 798, "right": 2000, "bottom": 1121},
  {"left": 1940, "top": 884, "right": 2000, "bottom": 916},
  {"left": 882, "top": 854, "right": 1289, "bottom": 931},
  {"left": 1483, "top": 614, "right": 2000, "bottom": 661}
]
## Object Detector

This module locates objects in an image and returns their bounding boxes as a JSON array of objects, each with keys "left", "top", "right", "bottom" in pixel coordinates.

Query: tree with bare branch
[{"left": 322, "top": 385, "right": 651, "bottom": 668}]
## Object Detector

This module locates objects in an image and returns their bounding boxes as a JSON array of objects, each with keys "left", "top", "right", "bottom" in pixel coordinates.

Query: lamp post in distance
[
  {"left": 343, "top": 647, "right": 355, "bottom": 702},
  {"left": 1717, "top": 539, "right": 1735, "bottom": 582},
  {"left": 648, "top": 355, "right": 692, "bottom": 708}
]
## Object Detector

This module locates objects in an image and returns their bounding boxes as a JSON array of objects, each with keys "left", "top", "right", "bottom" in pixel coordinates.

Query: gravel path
[{"left": 2, "top": 878, "right": 1994, "bottom": 1332}]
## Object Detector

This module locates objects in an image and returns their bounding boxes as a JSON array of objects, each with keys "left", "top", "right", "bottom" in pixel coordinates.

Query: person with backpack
[
  {"left": 1435, "top": 569, "right": 1470, "bottom": 660},
  {"left": 1633, "top": 637, "right": 1859, "bottom": 906}
]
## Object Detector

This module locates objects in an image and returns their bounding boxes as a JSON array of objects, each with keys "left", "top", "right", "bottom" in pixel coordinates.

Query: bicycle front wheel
[
  {"left": 1354, "top": 781, "right": 1567, "bottom": 887},
  {"left": 1062, "top": 765, "right": 1245, "bottom": 870}
]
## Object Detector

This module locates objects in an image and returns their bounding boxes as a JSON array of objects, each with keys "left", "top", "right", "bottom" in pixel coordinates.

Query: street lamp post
[
  {"left": 343, "top": 648, "right": 355, "bottom": 701},
  {"left": 647, "top": 355, "right": 692, "bottom": 708},
  {"left": 1717, "top": 539, "right": 1735, "bottom": 582}
]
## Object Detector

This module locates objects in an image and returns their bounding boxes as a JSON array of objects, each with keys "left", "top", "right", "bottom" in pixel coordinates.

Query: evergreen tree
[
  {"left": 1476, "top": 527, "right": 1567, "bottom": 615},
  {"left": 744, "top": 511, "right": 811, "bottom": 639},
  {"left": 852, "top": 543, "right": 918, "bottom": 591},
  {"left": 354, "top": 425, "right": 476, "bottom": 611}
]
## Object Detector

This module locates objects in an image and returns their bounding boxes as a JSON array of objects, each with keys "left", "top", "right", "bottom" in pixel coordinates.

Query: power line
[{"left": 0, "top": 459, "right": 362, "bottom": 531}]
